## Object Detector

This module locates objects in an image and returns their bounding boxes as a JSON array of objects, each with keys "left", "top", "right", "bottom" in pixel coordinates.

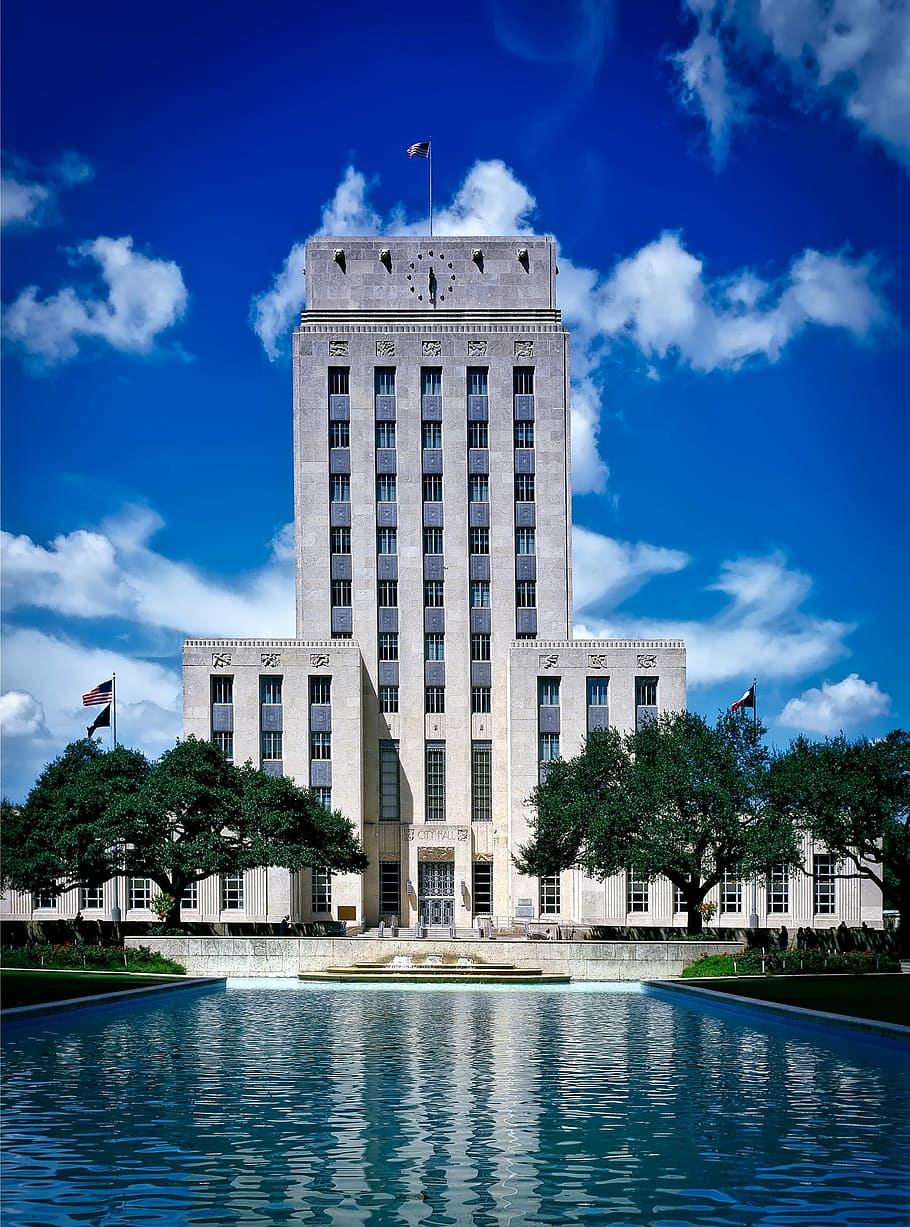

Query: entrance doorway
[{"left": 418, "top": 861, "right": 455, "bottom": 925}]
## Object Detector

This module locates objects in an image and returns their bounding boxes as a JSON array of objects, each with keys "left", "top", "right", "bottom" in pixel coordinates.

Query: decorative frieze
[
  {"left": 588, "top": 654, "right": 609, "bottom": 669},
  {"left": 636, "top": 654, "right": 658, "bottom": 669},
  {"left": 261, "top": 653, "right": 281, "bottom": 667},
  {"left": 212, "top": 652, "right": 232, "bottom": 668},
  {"left": 467, "top": 339, "right": 487, "bottom": 357},
  {"left": 515, "top": 339, "right": 533, "bottom": 358},
  {"left": 407, "top": 826, "right": 470, "bottom": 843},
  {"left": 328, "top": 339, "right": 348, "bottom": 356},
  {"left": 309, "top": 653, "right": 330, "bottom": 667},
  {"left": 376, "top": 339, "right": 395, "bottom": 357},
  {"left": 422, "top": 339, "right": 441, "bottom": 356},
  {"left": 539, "top": 653, "right": 560, "bottom": 669}
]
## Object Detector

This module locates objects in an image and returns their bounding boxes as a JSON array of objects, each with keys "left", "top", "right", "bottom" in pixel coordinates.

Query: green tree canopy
[
  {"left": 515, "top": 711, "right": 801, "bottom": 934},
  {"left": 769, "top": 729, "right": 909, "bottom": 952},
  {"left": 2, "top": 736, "right": 368, "bottom": 925}
]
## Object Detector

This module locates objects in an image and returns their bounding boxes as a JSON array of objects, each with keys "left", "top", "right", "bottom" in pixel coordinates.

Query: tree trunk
[
  {"left": 898, "top": 881, "right": 910, "bottom": 959},
  {"left": 686, "top": 907, "right": 703, "bottom": 936}
]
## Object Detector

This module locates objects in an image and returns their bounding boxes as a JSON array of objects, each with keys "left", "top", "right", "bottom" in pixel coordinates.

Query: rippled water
[{"left": 2, "top": 981, "right": 909, "bottom": 1226}]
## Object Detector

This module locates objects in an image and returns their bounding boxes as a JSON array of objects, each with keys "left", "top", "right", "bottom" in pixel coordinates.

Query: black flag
[{"left": 87, "top": 704, "right": 112, "bottom": 736}]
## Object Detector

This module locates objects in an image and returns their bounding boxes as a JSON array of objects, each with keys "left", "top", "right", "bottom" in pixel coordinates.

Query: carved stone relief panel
[
  {"left": 514, "top": 339, "right": 533, "bottom": 358},
  {"left": 422, "top": 339, "right": 441, "bottom": 357},
  {"left": 467, "top": 339, "right": 487, "bottom": 357},
  {"left": 261, "top": 653, "right": 281, "bottom": 667},
  {"left": 539, "top": 653, "right": 560, "bottom": 669},
  {"left": 637, "top": 654, "right": 658, "bottom": 668},
  {"left": 309, "top": 653, "right": 330, "bottom": 667},
  {"left": 212, "top": 652, "right": 232, "bottom": 668},
  {"left": 329, "top": 339, "right": 348, "bottom": 356},
  {"left": 376, "top": 340, "right": 395, "bottom": 357}
]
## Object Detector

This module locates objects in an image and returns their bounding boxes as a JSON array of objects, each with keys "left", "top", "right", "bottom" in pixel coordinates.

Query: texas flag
[{"left": 730, "top": 684, "right": 755, "bottom": 711}]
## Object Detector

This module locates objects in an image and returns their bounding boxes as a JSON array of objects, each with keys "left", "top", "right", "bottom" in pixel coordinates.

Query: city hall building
[{"left": 4, "top": 236, "right": 882, "bottom": 934}]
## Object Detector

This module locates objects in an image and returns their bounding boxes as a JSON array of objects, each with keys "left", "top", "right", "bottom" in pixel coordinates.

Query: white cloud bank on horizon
[
  {"left": 777, "top": 672, "right": 891, "bottom": 734},
  {"left": 251, "top": 160, "right": 887, "bottom": 495},
  {"left": 1, "top": 150, "right": 94, "bottom": 229},
  {"left": 675, "top": 0, "right": 910, "bottom": 170},
  {"left": 2, "top": 236, "right": 188, "bottom": 368}
]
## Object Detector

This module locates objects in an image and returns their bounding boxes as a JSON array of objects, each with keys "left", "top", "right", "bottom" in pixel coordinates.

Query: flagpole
[
  {"left": 112, "top": 672, "right": 118, "bottom": 748},
  {"left": 428, "top": 138, "right": 433, "bottom": 237},
  {"left": 749, "top": 676, "right": 759, "bottom": 932}
]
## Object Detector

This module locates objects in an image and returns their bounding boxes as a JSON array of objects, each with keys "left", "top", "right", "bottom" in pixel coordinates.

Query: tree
[
  {"left": 515, "top": 711, "right": 801, "bottom": 935},
  {"left": 2, "top": 736, "right": 369, "bottom": 926},
  {"left": 769, "top": 729, "right": 910, "bottom": 954}
]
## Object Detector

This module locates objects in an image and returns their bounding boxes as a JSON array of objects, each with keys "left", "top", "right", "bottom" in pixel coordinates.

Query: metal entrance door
[{"left": 418, "top": 862, "right": 455, "bottom": 926}]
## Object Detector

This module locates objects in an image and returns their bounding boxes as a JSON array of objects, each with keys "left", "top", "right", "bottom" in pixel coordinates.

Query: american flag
[
  {"left": 407, "top": 140, "right": 430, "bottom": 159},
  {"left": 83, "top": 679, "right": 113, "bottom": 707}
]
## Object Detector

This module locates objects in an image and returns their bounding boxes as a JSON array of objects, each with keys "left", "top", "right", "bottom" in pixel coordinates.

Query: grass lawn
[
  {"left": 688, "top": 974, "right": 910, "bottom": 1027},
  {"left": 1, "top": 969, "right": 184, "bottom": 1010}
]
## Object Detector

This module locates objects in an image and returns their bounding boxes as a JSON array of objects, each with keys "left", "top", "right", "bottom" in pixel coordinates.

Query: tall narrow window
[
  {"left": 514, "top": 421, "right": 535, "bottom": 447},
  {"left": 331, "top": 526, "right": 351, "bottom": 554},
  {"left": 212, "top": 676, "right": 233, "bottom": 705},
  {"left": 721, "top": 871, "right": 742, "bottom": 914},
  {"left": 330, "top": 474, "right": 350, "bottom": 502},
  {"left": 425, "top": 743, "right": 446, "bottom": 822},
  {"left": 467, "top": 368, "right": 488, "bottom": 396},
  {"left": 376, "top": 420, "right": 397, "bottom": 449},
  {"left": 424, "top": 580, "right": 445, "bottom": 607},
  {"left": 329, "top": 420, "right": 350, "bottom": 448},
  {"left": 378, "top": 632, "right": 399, "bottom": 661},
  {"left": 425, "top": 686, "right": 446, "bottom": 714},
  {"left": 375, "top": 367, "right": 395, "bottom": 396},
  {"left": 539, "top": 732, "right": 560, "bottom": 783},
  {"left": 181, "top": 881, "right": 198, "bottom": 910},
  {"left": 378, "top": 685, "right": 399, "bottom": 713},
  {"left": 471, "top": 686, "right": 492, "bottom": 713},
  {"left": 423, "top": 527, "right": 444, "bottom": 554},
  {"left": 128, "top": 878, "right": 153, "bottom": 910},
  {"left": 515, "top": 527, "right": 536, "bottom": 555},
  {"left": 310, "top": 731, "right": 332, "bottom": 760},
  {"left": 471, "top": 633, "right": 491, "bottom": 661},
  {"left": 380, "top": 862, "right": 402, "bottom": 916},
  {"left": 423, "top": 474, "right": 443, "bottom": 501},
  {"left": 81, "top": 885, "right": 104, "bottom": 910},
  {"left": 469, "top": 527, "right": 490, "bottom": 554},
  {"left": 421, "top": 368, "right": 442, "bottom": 395},
  {"left": 377, "top": 527, "right": 398, "bottom": 554},
  {"left": 309, "top": 676, "right": 331, "bottom": 705},
  {"left": 767, "top": 864, "right": 790, "bottom": 913},
  {"left": 472, "top": 863, "right": 493, "bottom": 913},
  {"left": 311, "top": 869, "right": 332, "bottom": 914},
  {"left": 261, "top": 676, "right": 283, "bottom": 704},
  {"left": 813, "top": 854, "right": 837, "bottom": 914},
  {"left": 514, "top": 474, "right": 535, "bottom": 501},
  {"left": 513, "top": 367, "right": 534, "bottom": 395},
  {"left": 212, "top": 730, "right": 234, "bottom": 761},
  {"left": 328, "top": 368, "right": 349, "bottom": 395},
  {"left": 221, "top": 873, "right": 244, "bottom": 911},
  {"left": 636, "top": 677, "right": 658, "bottom": 706},
  {"left": 470, "top": 580, "right": 491, "bottom": 608},
  {"left": 539, "top": 874, "right": 560, "bottom": 915},
  {"left": 261, "top": 731, "right": 283, "bottom": 761},
  {"left": 468, "top": 420, "right": 489, "bottom": 449},
  {"left": 587, "top": 677, "right": 608, "bottom": 707},
  {"left": 539, "top": 679, "right": 560, "bottom": 706},
  {"left": 516, "top": 581, "right": 537, "bottom": 608},
  {"left": 379, "top": 741, "right": 400, "bottom": 821},
  {"left": 425, "top": 633, "right": 445, "bottom": 661},
  {"left": 313, "top": 787, "right": 332, "bottom": 810},
  {"left": 331, "top": 579, "right": 352, "bottom": 607},
  {"left": 422, "top": 421, "right": 442, "bottom": 449},
  {"left": 468, "top": 474, "right": 489, "bottom": 502},
  {"left": 376, "top": 475, "right": 397, "bottom": 502},
  {"left": 377, "top": 580, "right": 398, "bottom": 607},
  {"left": 471, "top": 742, "right": 492, "bottom": 822},
  {"left": 627, "top": 871, "right": 649, "bottom": 913}
]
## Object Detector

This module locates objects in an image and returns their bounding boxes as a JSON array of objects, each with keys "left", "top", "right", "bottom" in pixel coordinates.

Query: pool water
[{"left": 2, "top": 981, "right": 908, "bottom": 1225}]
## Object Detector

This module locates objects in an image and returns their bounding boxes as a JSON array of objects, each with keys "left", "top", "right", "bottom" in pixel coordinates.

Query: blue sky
[{"left": 2, "top": 0, "right": 908, "bottom": 800}]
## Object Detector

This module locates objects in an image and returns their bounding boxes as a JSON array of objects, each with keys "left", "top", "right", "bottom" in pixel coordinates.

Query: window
[
  {"left": 516, "top": 580, "right": 537, "bottom": 608},
  {"left": 311, "top": 869, "right": 332, "bottom": 913},
  {"left": 469, "top": 527, "right": 490, "bottom": 554},
  {"left": 814, "top": 854, "right": 837, "bottom": 914},
  {"left": 261, "top": 731, "right": 283, "bottom": 760},
  {"left": 376, "top": 474, "right": 397, "bottom": 502},
  {"left": 721, "top": 872, "right": 742, "bottom": 914},
  {"left": 425, "top": 633, "right": 445, "bottom": 661},
  {"left": 331, "top": 579, "right": 352, "bottom": 607},
  {"left": 424, "top": 580, "right": 445, "bottom": 607},
  {"left": 424, "top": 527, "right": 444, "bottom": 554},
  {"left": 34, "top": 891, "right": 57, "bottom": 909},
  {"left": 379, "top": 740, "right": 400, "bottom": 821},
  {"left": 636, "top": 677, "right": 658, "bottom": 706},
  {"left": 309, "top": 676, "right": 331, "bottom": 705},
  {"left": 81, "top": 885, "right": 103, "bottom": 910},
  {"left": 470, "top": 580, "right": 491, "bottom": 608},
  {"left": 421, "top": 368, "right": 442, "bottom": 396},
  {"left": 425, "top": 686, "right": 446, "bottom": 714},
  {"left": 378, "top": 632, "right": 399, "bottom": 661},
  {"left": 468, "top": 420, "right": 489, "bottom": 449},
  {"left": 379, "top": 685, "right": 399, "bottom": 713},
  {"left": 423, "top": 474, "right": 443, "bottom": 502},
  {"left": 181, "top": 881, "right": 198, "bottom": 910},
  {"left": 425, "top": 744, "right": 446, "bottom": 822},
  {"left": 767, "top": 864, "right": 790, "bottom": 913},
  {"left": 329, "top": 420, "right": 350, "bottom": 449},
  {"left": 468, "top": 474, "right": 489, "bottom": 502},
  {"left": 674, "top": 885, "right": 685, "bottom": 913},
  {"left": 213, "top": 730, "right": 234, "bottom": 761},
  {"left": 310, "top": 731, "right": 332, "bottom": 760},
  {"left": 539, "top": 733, "right": 560, "bottom": 781},
  {"left": 313, "top": 787, "right": 332, "bottom": 810},
  {"left": 261, "top": 676, "right": 283, "bottom": 704},
  {"left": 471, "top": 686, "right": 492, "bottom": 713},
  {"left": 514, "top": 421, "right": 535, "bottom": 447},
  {"left": 128, "top": 878, "right": 153, "bottom": 910},
  {"left": 380, "top": 862, "right": 401, "bottom": 916},
  {"left": 221, "top": 873, "right": 244, "bottom": 911},
  {"left": 539, "top": 874, "right": 560, "bottom": 915},
  {"left": 376, "top": 420, "right": 397, "bottom": 449},
  {"left": 467, "top": 367, "right": 488, "bottom": 396},
  {"left": 422, "top": 421, "right": 442, "bottom": 449},
  {"left": 377, "top": 527, "right": 398, "bottom": 555},
  {"left": 472, "top": 862, "right": 493, "bottom": 913},
  {"left": 471, "top": 742, "right": 492, "bottom": 822},
  {"left": 514, "top": 474, "right": 535, "bottom": 502},
  {"left": 211, "top": 676, "right": 233, "bottom": 704},
  {"left": 331, "top": 526, "right": 351, "bottom": 554},
  {"left": 587, "top": 677, "right": 608, "bottom": 707},
  {"left": 515, "top": 527, "right": 536, "bottom": 555},
  {"left": 627, "top": 870, "right": 649, "bottom": 913},
  {"left": 375, "top": 367, "right": 395, "bottom": 396},
  {"left": 539, "top": 679, "right": 560, "bottom": 706},
  {"left": 330, "top": 474, "right": 350, "bottom": 502},
  {"left": 328, "top": 367, "right": 349, "bottom": 395},
  {"left": 377, "top": 580, "right": 398, "bottom": 607},
  {"left": 513, "top": 367, "right": 534, "bottom": 395},
  {"left": 471, "top": 633, "right": 491, "bottom": 661}
]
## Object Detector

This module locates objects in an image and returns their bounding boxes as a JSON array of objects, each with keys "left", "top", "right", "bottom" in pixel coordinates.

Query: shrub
[
  {"left": 682, "top": 947, "right": 899, "bottom": 978},
  {"left": 0, "top": 943, "right": 185, "bottom": 975}
]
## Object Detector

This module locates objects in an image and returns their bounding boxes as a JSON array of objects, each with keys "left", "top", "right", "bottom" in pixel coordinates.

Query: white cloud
[
  {"left": 0, "top": 506, "right": 295, "bottom": 637},
  {"left": 0, "top": 150, "right": 94, "bottom": 229},
  {"left": 0, "top": 691, "right": 50, "bottom": 739},
  {"left": 676, "top": 1, "right": 910, "bottom": 170},
  {"left": 574, "top": 544, "right": 854, "bottom": 687},
  {"left": 2, "top": 236, "right": 188, "bottom": 368},
  {"left": 777, "top": 673, "right": 892, "bottom": 733},
  {"left": 572, "top": 525, "right": 690, "bottom": 612}
]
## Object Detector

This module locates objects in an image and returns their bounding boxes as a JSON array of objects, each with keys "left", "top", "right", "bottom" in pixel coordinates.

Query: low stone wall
[{"left": 126, "top": 936, "right": 742, "bottom": 981}]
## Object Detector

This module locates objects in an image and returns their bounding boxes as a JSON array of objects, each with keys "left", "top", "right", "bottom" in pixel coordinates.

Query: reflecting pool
[{"left": 2, "top": 981, "right": 909, "bottom": 1225}]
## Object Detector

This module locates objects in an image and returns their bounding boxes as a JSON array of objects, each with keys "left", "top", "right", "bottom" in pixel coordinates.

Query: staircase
[{"left": 358, "top": 926, "right": 484, "bottom": 941}]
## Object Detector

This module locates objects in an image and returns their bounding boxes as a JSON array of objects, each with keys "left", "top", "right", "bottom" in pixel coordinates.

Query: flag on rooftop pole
[
  {"left": 86, "top": 705, "right": 111, "bottom": 737},
  {"left": 83, "top": 679, "right": 113, "bottom": 706},
  {"left": 730, "top": 683, "right": 756, "bottom": 712},
  {"left": 407, "top": 139, "right": 432, "bottom": 236}
]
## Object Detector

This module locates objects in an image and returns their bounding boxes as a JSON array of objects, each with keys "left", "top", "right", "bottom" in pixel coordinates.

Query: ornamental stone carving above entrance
[{"left": 408, "top": 826, "right": 469, "bottom": 843}]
